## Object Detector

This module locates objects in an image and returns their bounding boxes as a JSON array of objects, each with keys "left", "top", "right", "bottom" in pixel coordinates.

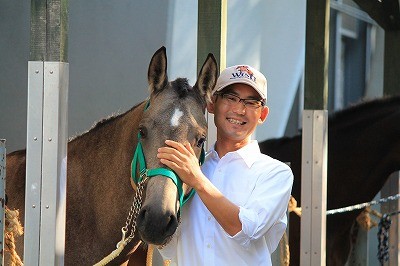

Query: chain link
[{"left": 119, "top": 176, "right": 148, "bottom": 246}]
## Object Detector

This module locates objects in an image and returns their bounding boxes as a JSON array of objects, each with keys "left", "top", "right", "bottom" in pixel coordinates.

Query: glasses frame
[{"left": 215, "top": 92, "right": 265, "bottom": 109}]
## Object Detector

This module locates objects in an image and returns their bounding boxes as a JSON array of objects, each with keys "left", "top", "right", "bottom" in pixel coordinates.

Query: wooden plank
[
  {"left": 30, "top": 0, "right": 68, "bottom": 62},
  {"left": 197, "top": 0, "right": 227, "bottom": 150},
  {"left": 304, "top": 0, "right": 329, "bottom": 110},
  {"left": 384, "top": 31, "right": 400, "bottom": 95}
]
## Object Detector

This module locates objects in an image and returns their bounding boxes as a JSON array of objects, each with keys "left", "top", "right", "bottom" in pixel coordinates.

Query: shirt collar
[{"left": 206, "top": 140, "right": 261, "bottom": 168}]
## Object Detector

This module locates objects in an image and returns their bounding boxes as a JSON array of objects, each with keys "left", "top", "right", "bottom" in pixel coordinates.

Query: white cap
[{"left": 212, "top": 65, "right": 267, "bottom": 101}]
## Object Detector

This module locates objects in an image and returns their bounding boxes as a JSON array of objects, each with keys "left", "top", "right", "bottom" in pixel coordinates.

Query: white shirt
[{"left": 159, "top": 140, "right": 293, "bottom": 266}]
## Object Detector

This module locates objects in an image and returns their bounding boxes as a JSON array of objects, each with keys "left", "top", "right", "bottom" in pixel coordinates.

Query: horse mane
[
  {"left": 328, "top": 94, "right": 400, "bottom": 125},
  {"left": 69, "top": 101, "right": 143, "bottom": 142},
  {"left": 69, "top": 78, "right": 203, "bottom": 143}
]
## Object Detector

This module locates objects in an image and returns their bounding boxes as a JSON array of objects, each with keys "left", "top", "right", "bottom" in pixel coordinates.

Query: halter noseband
[{"left": 130, "top": 100, "right": 205, "bottom": 208}]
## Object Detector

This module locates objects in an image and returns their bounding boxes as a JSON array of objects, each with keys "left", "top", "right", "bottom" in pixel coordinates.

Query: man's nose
[{"left": 232, "top": 101, "right": 246, "bottom": 114}]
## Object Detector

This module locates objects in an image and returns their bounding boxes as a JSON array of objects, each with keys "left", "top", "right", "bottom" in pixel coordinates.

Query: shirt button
[
  {"left": 207, "top": 244, "right": 211, "bottom": 248},
  {"left": 208, "top": 216, "right": 211, "bottom": 221}
]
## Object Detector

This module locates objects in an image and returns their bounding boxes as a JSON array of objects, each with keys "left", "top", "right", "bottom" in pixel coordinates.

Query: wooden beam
[
  {"left": 197, "top": 0, "right": 227, "bottom": 150},
  {"left": 384, "top": 31, "right": 400, "bottom": 95},
  {"left": 30, "top": 0, "right": 68, "bottom": 61},
  {"left": 304, "top": 0, "right": 329, "bottom": 110}
]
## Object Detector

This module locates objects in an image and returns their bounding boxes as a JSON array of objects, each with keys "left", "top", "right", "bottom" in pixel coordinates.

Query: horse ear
[
  {"left": 148, "top": 46, "right": 168, "bottom": 94},
  {"left": 194, "top": 53, "right": 218, "bottom": 105}
]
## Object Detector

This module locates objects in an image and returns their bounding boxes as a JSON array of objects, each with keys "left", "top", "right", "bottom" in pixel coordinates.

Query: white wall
[
  {"left": 1, "top": 1, "right": 305, "bottom": 152},
  {"left": 167, "top": 0, "right": 306, "bottom": 141}
]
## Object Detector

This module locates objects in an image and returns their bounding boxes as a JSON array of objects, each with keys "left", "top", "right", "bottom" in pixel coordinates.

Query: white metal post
[
  {"left": 25, "top": 61, "right": 68, "bottom": 265},
  {"left": 300, "top": 110, "right": 328, "bottom": 265}
]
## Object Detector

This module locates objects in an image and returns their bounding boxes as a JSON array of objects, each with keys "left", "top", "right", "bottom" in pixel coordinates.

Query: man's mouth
[{"left": 227, "top": 118, "right": 246, "bottom": 125}]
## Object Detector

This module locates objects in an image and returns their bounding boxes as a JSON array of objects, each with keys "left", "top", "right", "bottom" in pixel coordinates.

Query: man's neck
[{"left": 214, "top": 138, "right": 251, "bottom": 158}]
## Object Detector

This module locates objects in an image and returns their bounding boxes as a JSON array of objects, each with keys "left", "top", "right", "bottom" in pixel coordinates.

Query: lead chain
[{"left": 119, "top": 177, "right": 148, "bottom": 247}]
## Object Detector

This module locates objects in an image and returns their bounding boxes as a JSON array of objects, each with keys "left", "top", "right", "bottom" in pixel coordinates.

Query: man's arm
[{"left": 157, "top": 140, "right": 242, "bottom": 236}]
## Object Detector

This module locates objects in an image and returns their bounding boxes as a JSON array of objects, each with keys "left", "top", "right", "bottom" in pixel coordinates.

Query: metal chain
[
  {"left": 118, "top": 176, "right": 148, "bottom": 247},
  {"left": 377, "top": 214, "right": 392, "bottom": 265},
  {"left": 326, "top": 193, "right": 400, "bottom": 215}
]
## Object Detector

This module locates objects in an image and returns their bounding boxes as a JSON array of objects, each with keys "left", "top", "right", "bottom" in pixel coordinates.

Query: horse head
[{"left": 133, "top": 47, "right": 218, "bottom": 246}]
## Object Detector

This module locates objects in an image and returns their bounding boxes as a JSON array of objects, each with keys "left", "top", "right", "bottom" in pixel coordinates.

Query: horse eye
[
  {"left": 196, "top": 136, "right": 206, "bottom": 148},
  {"left": 139, "top": 127, "right": 147, "bottom": 138}
]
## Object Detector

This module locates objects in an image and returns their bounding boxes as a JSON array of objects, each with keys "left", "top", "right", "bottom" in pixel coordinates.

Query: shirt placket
[{"left": 203, "top": 157, "right": 224, "bottom": 265}]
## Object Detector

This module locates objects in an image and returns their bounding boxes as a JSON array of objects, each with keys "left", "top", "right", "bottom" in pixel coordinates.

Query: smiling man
[{"left": 157, "top": 65, "right": 293, "bottom": 266}]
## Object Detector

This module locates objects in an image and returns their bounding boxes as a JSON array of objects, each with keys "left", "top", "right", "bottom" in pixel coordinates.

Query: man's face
[{"left": 207, "top": 83, "right": 269, "bottom": 143}]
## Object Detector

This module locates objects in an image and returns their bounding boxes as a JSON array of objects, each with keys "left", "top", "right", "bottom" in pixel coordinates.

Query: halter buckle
[{"left": 140, "top": 169, "right": 148, "bottom": 180}]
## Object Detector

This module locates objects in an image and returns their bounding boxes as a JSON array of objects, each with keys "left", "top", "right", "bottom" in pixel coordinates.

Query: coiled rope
[{"left": 4, "top": 206, "right": 24, "bottom": 266}]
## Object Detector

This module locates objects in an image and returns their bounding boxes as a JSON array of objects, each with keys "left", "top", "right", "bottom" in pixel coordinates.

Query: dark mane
[
  {"left": 329, "top": 94, "right": 400, "bottom": 125},
  {"left": 69, "top": 101, "right": 144, "bottom": 142}
]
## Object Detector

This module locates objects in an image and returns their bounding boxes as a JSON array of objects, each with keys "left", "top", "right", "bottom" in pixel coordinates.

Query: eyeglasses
[{"left": 216, "top": 92, "right": 265, "bottom": 109}]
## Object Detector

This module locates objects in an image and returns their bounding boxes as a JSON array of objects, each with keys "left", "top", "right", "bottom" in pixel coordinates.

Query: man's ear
[
  {"left": 258, "top": 106, "right": 269, "bottom": 124},
  {"left": 206, "top": 96, "right": 216, "bottom": 114}
]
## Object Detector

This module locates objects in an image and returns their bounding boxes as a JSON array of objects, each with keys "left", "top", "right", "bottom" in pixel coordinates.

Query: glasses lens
[
  {"left": 244, "top": 100, "right": 262, "bottom": 109},
  {"left": 218, "top": 93, "right": 263, "bottom": 109}
]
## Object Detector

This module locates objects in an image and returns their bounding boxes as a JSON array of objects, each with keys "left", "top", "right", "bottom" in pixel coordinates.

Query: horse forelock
[{"left": 171, "top": 78, "right": 205, "bottom": 106}]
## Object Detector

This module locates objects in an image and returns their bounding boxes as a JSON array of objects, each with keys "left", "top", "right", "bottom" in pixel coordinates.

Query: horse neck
[
  {"left": 65, "top": 102, "right": 146, "bottom": 264},
  {"left": 328, "top": 97, "right": 400, "bottom": 207},
  {"left": 67, "top": 101, "right": 146, "bottom": 180}
]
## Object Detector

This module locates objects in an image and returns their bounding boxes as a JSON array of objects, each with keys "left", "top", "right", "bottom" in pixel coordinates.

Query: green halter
[{"left": 130, "top": 101, "right": 205, "bottom": 208}]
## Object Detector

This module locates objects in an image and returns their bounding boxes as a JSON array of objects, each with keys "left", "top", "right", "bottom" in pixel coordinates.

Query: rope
[
  {"left": 4, "top": 207, "right": 24, "bottom": 266},
  {"left": 93, "top": 239, "right": 129, "bottom": 266},
  {"left": 279, "top": 231, "right": 290, "bottom": 266},
  {"left": 288, "top": 195, "right": 301, "bottom": 217},
  {"left": 146, "top": 244, "right": 154, "bottom": 266},
  {"left": 327, "top": 193, "right": 400, "bottom": 215},
  {"left": 356, "top": 206, "right": 382, "bottom": 231}
]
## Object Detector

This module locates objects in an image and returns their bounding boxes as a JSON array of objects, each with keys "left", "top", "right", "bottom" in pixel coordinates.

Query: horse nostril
[
  {"left": 137, "top": 208, "right": 147, "bottom": 225},
  {"left": 165, "top": 213, "right": 178, "bottom": 235}
]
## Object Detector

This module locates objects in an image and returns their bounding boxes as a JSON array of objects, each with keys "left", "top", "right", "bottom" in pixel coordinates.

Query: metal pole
[
  {"left": 25, "top": 0, "right": 68, "bottom": 265},
  {"left": 301, "top": 0, "right": 329, "bottom": 265}
]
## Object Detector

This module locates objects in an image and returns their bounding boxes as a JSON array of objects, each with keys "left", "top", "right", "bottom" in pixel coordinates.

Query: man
[{"left": 157, "top": 65, "right": 293, "bottom": 265}]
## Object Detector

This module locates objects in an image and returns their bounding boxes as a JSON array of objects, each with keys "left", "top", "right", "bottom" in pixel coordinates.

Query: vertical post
[
  {"left": 0, "top": 139, "right": 5, "bottom": 265},
  {"left": 197, "top": 0, "right": 227, "bottom": 150},
  {"left": 301, "top": 0, "right": 329, "bottom": 265},
  {"left": 380, "top": 29, "right": 400, "bottom": 266},
  {"left": 25, "top": 0, "right": 68, "bottom": 265},
  {"left": 381, "top": 172, "right": 400, "bottom": 266}
]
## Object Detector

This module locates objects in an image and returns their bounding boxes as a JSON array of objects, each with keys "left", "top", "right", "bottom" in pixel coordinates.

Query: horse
[
  {"left": 5, "top": 46, "right": 218, "bottom": 265},
  {"left": 260, "top": 95, "right": 400, "bottom": 265}
]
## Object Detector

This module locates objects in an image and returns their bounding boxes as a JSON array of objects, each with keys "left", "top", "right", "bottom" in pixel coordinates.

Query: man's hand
[{"left": 157, "top": 140, "right": 205, "bottom": 190}]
